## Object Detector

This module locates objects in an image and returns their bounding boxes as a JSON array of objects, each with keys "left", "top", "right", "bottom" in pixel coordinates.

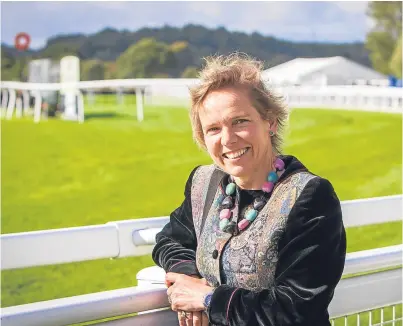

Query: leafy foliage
[
  {"left": 80, "top": 59, "right": 105, "bottom": 81},
  {"left": 181, "top": 66, "right": 199, "bottom": 78},
  {"left": 115, "top": 38, "right": 176, "bottom": 78},
  {"left": 365, "top": 1, "right": 402, "bottom": 75},
  {"left": 104, "top": 61, "right": 118, "bottom": 79},
  {"left": 38, "top": 42, "right": 80, "bottom": 60},
  {"left": 389, "top": 37, "right": 402, "bottom": 78},
  {"left": 1, "top": 48, "right": 29, "bottom": 81},
  {"left": 2, "top": 24, "right": 374, "bottom": 81}
]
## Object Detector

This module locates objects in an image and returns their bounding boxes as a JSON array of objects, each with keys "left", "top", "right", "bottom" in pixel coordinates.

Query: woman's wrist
[{"left": 202, "top": 288, "right": 216, "bottom": 311}]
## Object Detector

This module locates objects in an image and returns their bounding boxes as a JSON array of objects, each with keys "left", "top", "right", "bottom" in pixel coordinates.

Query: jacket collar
[{"left": 277, "top": 154, "right": 309, "bottom": 182}]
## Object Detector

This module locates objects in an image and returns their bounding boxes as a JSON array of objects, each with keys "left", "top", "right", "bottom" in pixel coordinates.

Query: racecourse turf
[{"left": 1, "top": 96, "right": 402, "bottom": 309}]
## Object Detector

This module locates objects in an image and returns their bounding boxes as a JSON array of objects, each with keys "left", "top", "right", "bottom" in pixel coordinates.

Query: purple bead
[
  {"left": 274, "top": 158, "right": 285, "bottom": 171},
  {"left": 253, "top": 197, "right": 267, "bottom": 210},
  {"left": 221, "top": 196, "right": 233, "bottom": 209},
  {"left": 220, "top": 209, "right": 232, "bottom": 220},
  {"left": 238, "top": 219, "right": 250, "bottom": 231},
  {"left": 262, "top": 181, "right": 274, "bottom": 193}
]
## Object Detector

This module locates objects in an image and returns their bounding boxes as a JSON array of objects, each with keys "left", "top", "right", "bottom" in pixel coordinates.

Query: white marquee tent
[{"left": 262, "top": 56, "right": 388, "bottom": 87}]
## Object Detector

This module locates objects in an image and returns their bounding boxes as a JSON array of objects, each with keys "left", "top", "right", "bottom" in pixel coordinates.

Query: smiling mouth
[{"left": 223, "top": 147, "right": 250, "bottom": 160}]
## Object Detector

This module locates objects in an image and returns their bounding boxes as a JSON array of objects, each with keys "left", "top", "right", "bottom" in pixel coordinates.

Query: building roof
[{"left": 261, "top": 56, "right": 384, "bottom": 85}]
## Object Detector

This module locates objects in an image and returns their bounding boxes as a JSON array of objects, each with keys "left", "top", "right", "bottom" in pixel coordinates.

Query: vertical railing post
[
  {"left": 22, "top": 90, "right": 30, "bottom": 115},
  {"left": 6, "top": 88, "right": 16, "bottom": 120},
  {"left": 136, "top": 87, "right": 144, "bottom": 122},
  {"left": 33, "top": 91, "right": 42, "bottom": 123}
]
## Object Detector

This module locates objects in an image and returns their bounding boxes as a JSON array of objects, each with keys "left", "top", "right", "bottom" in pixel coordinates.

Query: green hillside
[{"left": 1, "top": 24, "right": 370, "bottom": 81}]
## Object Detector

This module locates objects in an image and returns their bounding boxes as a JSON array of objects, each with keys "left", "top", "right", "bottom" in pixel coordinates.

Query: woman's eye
[
  {"left": 207, "top": 127, "right": 219, "bottom": 132},
  {"left": 234, "top": 119, "right": 248, "bottom": 125}
]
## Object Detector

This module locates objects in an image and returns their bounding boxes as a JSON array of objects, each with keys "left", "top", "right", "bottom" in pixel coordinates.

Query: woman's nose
[{"left": 221, "top": 127, "right": 237, "bottom": 146}]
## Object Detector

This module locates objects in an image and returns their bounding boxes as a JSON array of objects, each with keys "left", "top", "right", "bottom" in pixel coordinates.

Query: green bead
[
  {"left": 245, "top": 209, "right": 258, "bottom": 222},
  {"left": 226, "top": 183, "right": 236, "bottom": 195},
  {"left": 219, "top": 218, "right": 229, "bottom": 230}
]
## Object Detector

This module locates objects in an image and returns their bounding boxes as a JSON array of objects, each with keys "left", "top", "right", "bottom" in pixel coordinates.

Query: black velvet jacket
[{"left": 152, "top": 155, "right": 347, "bottom": 326}]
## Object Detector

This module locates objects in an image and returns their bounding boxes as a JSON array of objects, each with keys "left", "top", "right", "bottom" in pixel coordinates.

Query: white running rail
[
  {"left": 0, "top": 246, "right": 401, "bottom": 326},
  {"left": 1, "top": 80, "right": 402, "bottom": 124},
  {"left": 1, "top": 195, "right": 401, "bottom": 271},
  {"left": 0, "top": 194, "right": 401, "bottom": 326}
]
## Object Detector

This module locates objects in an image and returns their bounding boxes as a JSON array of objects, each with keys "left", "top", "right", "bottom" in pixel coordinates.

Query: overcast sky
[{"left": 1, "top": 1, "right": 373, "bottom": 49}]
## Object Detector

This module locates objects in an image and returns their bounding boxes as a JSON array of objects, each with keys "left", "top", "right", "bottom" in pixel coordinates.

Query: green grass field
[{"left": 1, "top": 96, "right": 402, "bottom": 310}]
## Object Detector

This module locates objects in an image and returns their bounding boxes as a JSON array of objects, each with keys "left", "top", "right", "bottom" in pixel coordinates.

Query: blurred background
[{"left": 1, "top": 1, "right": 402, "bottom": 323}]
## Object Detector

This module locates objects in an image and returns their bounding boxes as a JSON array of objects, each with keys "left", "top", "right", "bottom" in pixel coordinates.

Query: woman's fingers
[
  {"left": 192, "top": 311, "right": 202, "bottom": 326},
  {"left": 177, "top": 310, "right": 207, "bottom": 326},
  {"left": 178, "top": 311, "right": 187, "bottom": 326},
  {"left": 185, "top": 312, "right": 193, "bottom": 326},
  {"left": 202, "top": 312, "right": 209, "bottom": 326}
]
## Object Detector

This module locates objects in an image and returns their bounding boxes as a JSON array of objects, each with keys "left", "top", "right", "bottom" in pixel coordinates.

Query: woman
[{"left": 152, "top": 53, "right": 346, "bottom": 326}]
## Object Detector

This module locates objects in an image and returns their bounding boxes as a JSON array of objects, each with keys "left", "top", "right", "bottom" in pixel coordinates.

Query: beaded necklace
[{"left": 219, "top": 157, "right": 285, "bottom": 235}]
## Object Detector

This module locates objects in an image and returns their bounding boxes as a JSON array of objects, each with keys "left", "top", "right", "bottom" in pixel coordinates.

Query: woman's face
[{"left": 199, "top": 86, "right": 275, "bottom": 179}]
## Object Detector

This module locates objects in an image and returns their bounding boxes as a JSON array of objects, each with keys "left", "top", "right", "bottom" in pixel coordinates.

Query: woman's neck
[{"left": 234, "top": 153, "right": 275, "bottom": 190}]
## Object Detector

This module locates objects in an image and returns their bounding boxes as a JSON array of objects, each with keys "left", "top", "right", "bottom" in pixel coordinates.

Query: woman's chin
[{"left": 223, "top": 163, "right": 249, "bottom": 178}]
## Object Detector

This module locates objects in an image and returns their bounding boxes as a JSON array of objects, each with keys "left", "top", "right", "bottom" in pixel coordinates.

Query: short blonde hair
[{"left": 189, "top": 53, "right": 288, "bottom": 155}]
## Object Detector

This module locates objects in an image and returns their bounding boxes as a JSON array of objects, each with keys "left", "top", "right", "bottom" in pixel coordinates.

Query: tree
[
  {"left": 389, "top": 36, "right": 402, "bottom": 78},
  {"left": 81, "top": 59, "right": 105, "bottom": 80},
  {"left": 39, "top": 42, "right": 80, "bottom": 60},
  {"left": 3, "top": 24, "right": 380, "bottom": 80},
  {"left": 104, "top": 62, "right": 118, "bottom": 79},
  {"left": 181, "top": 66, "right": 199, "bottom": 78},
  {"left": 1, "top": 48, "right": 28, "bottom": 81},
  {"left": 365, "top": 1, "right": 402, "bottom": 74},
  {"left": 115, "top": 38, "right": 176, "bottom": 78},
  {"left": 169, "top": 41, "right": 194, "bottom": 77}
]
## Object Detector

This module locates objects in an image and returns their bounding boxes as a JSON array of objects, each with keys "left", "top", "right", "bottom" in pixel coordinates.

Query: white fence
[
  {"left": 1, "top": 80, "right": 402, "bottom": 124},
  {"left": 0, "top": 194, "right": 402, "bottom": 325},
  {"left": 2, "top": 195, "right": 401, "bottom": 270},
  {"left": 1, "top": 247, "right": 401, "bottom": 326},
  {"left": 278, "top": 85, "right": 403, "bottom": 114}
]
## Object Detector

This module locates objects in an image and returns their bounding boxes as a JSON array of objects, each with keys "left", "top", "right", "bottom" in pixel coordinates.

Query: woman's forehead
[
  {"left": 203, "top": 87, "right": 250, "bottom": 106},
  {"left": 201, "top": 89, "right": 254, "bottom": 114}
]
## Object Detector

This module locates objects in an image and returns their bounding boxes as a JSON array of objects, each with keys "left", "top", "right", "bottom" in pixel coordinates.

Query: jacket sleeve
[
  {"left": 151, "top": 166, "right": 202, "bottom": 277},
  {"left": 207, "top": 177, "right": 347, "bottom": 326}
]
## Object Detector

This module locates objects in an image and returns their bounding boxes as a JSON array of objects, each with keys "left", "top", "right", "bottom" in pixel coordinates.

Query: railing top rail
[
  {"left": 1, "top": 80, "right": 403, "bottom": 95},
  {"left": 1, "top": 79, "right": 200, "bottom": 91},
  {"left": 1, "top": 253, "right": 401, "bottom": 326},
  {"left": 0, "top": 286, "right": 169, "bottom": 326},
  {"left": 1, "top": 195, "right": 401, "bottom": 271},
  {"left": 1, "top": 195, "right": 401, "bottom": 325}
]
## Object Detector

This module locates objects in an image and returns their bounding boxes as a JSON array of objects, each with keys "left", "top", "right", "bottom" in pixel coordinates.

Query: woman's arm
[
  {"left": 152, "top": 166, "right": 202, "bottom": 277},
  {"left": 208, "top": 177, "right": 347, "bottom": 326}
]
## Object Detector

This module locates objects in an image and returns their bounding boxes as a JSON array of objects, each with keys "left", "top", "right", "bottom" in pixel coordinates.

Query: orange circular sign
[{"left": 14, "top": 32, "right": 31, "bottom": 51}]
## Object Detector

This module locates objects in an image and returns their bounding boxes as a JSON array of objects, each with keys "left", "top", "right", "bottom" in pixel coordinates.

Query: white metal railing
[
  {"left": 0, "top": 79, "right": 199, "bottom": 123},
  {"left": 331, "top": 304, "right": 402, "bottom": 326},
  {"left": 1, "top": 195, "right": 401, "bottom": 271},
  {"left": 278, "top": 85, "right": 403, "bottom": 114},
  {"left": 1, "top": 194, "right": 402, "bottom": 325},
  {"left": 1, "top": 216, "right": 167, "bottom": 270},
  {"left": 1, "top": 246, "right": 401, "bottom": 326},
  {"left": 1, "top": 80, "right": 402, "bottom": 125}
]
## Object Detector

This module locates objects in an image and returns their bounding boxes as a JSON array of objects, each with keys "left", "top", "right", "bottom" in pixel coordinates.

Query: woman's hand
[
  {"left": 166, "top": 272, "right": 213, "bottom": 312},
  {"left": 165, "top": 273, "right": 211, "bottom": 325},
  {"left": 177, "top": 311, "right": 209, "bottom": 326}
]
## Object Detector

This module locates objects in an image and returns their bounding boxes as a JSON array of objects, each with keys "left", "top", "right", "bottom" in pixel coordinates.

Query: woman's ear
[{"left": 268, "top": 120, "right": 278, "bottom": 136}]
